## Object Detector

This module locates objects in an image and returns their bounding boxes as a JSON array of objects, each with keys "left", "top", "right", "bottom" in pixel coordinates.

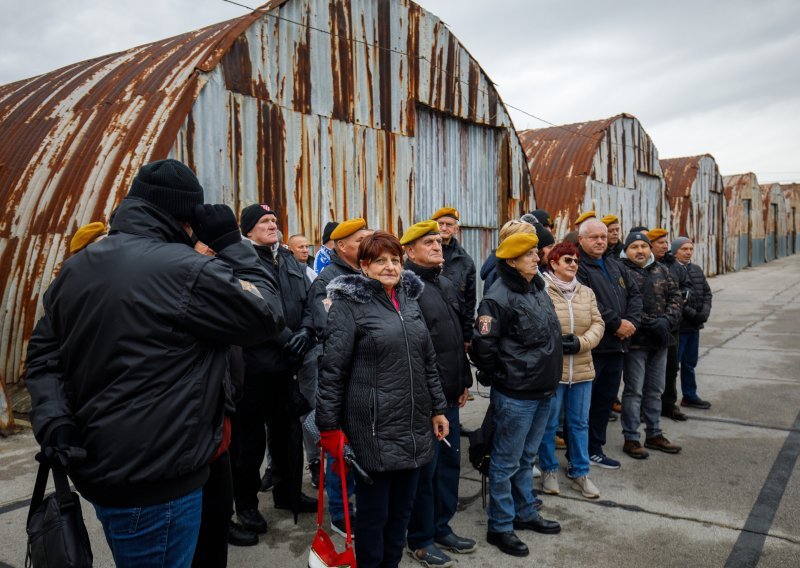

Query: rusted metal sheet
[
  {"left": 781, "top": 183, "right": 800, "bottom": 255},
  {"left": 0, "top": 0, "right": 534, "bottom": 390},
  {"left": 723, "top": 173, "right": 766, "bottom": 270},
  {"left": 760, "top": 182, "right": 789, "bottom": 261},
  {"left": 519, "top": 113, "right": 668, "bottom": 240},
  {"left": 0, "top": 375, "right": 12, "bottom": 431},
  {"left": 661, "top": 155, "right": 727, "bottom": 276}
]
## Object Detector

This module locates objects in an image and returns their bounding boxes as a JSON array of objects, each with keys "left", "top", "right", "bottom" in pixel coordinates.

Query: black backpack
[{"left": 467, "top": 403, "right": 495, "bottom": 508}]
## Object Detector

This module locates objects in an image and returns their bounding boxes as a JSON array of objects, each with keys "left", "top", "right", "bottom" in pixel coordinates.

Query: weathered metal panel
[
  {"left": 520, "top": 114, "right": 667, "bottom": 240},
  {"left": 781, "top": 183, "right": 800, "bottom": 254},
  {"left": 760, "top": 182, "right": 788, "bottom": 260},
  {"left": 661, "top": 155, "right": 727, "bottom": 276},
  {"left": 0, "top": 376, "right": 12, "bottom": 431},
  {"left": 459, "top": 227, "right": 497, "bottom": 300},
  {"left": 723, "top": 173, "right": 766, "bottom": 271},
  {"left": 0, "top": 0, "right": 535, "bottom": 392}
]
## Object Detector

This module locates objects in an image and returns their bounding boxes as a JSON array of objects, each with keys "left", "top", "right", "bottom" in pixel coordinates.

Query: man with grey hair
[{"left": 576, "top": 219, "right": 643, "bottom": 470}]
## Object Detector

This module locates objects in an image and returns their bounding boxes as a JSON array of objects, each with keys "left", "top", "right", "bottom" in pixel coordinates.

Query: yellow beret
[
  {"left": 648, "top": 228, "right": 668, "bottom": 241},
  {"left": 574, "top": 211, "right": 596, "bottom": 225},
  {"left": 400, "top": 220, "right": 440, "bottom": 245},
  {"left": 330, "top": 218, "right": 367, "bottom": 240},
  {"left": 601, "top": 214, "right": 619, "bottom": 226},
  {"left": 496, "top": 233, "right": 539, "bottom": 259},
  {"left": 431, "top": 207, "right": 459, "bottom": 221},
  {"left": 69, "top": 222, "right": 106, "bottom": 254}
]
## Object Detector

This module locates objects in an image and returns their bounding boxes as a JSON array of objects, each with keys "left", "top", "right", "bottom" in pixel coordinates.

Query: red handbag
[{"left": 308, "top": 447, "right": 356, "bottom": 568}]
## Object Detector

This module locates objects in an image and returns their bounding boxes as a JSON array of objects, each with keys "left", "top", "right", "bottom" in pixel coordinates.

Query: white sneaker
[
  {"left": 572, "top": 476, "right": 600, "bottom": 499},
  {"left": 542, "top": 470, "right": 560, "bottom": 495},
  {"left": 532, "top": 464, "right": 542, "bottom": 478}
]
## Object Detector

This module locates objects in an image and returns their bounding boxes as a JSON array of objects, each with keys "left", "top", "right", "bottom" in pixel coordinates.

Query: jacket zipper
[
  {"left": 397, "top": 308, "right": 418, "bottom": 467},
  {"left": 369, "top": 389, "right": 377, "bottom": 437},
  {"left": 567, "top": 295, "right": 575, "bottom": 386}
]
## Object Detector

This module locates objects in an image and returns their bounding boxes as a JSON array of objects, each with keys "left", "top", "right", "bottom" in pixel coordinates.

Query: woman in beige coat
[{"left": 538, "top": 242, "right": 605, "bottom": 499}]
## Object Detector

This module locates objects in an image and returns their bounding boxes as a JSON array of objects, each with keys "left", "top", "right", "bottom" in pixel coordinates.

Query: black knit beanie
[
  {"left": 535, "top": 223, "right": 556, "bottom": 250},
  {"left": 240, "top": 203, "right": 278, "bottom": 236},
  {"left": 128, "top": 159, "right": 204, "bottom": 221},
  {"left": 624, "top": 231, "right": 651, "bottom": 250},
  {"left": 321, "top": 221, "right": 340, "bottom": 244}
]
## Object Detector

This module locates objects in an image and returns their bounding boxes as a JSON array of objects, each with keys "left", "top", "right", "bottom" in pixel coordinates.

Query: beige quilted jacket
[{"left": 545, "top": 278, "right": 605, "bottom": 384}]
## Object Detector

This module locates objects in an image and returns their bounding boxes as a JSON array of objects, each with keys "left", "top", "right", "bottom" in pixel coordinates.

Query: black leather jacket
[{"left": 442, "top": 238, "right": 477, "bottom": 341}]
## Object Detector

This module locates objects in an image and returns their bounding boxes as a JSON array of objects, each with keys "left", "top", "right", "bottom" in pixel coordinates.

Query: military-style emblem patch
[
  {"left": 478, "top": 315, "right": 493, "bottom": 335},
  {"left": 322, "top": 298, "right": 333, "bottom": 312},
  {"left": 619, "top": 276, "right": 626, "bottom": 288},
  {"left": 239, "top": 279, "right": 263, "bottom": 299}
]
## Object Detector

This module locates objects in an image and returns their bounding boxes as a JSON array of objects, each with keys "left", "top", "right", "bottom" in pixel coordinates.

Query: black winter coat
[
  {"left": 243, "top": 245, "right": 313, "bottom": 374},
  {"left": 621, "top": 255, "right": 683, "bottom": 349},
  {"left": 442, "top": 238, "right": 477, "bottom": 341},
  {"left": 576, "top": 247, "right": 643, "bottom": 353},
  {"left": 24, "top": 198, "right": 284, "bottom": 507},
  {"left": 680, "top": 262, "right": 713, "bottom": 331},
  {"left": 660, "top": 253, "right": 690, "bottom": 332},
  {"left": 405, "top": 260, "right": 473, "bottom": 402},
  {"left": 316, "top": 271, "right": 448, "bottom": 473},
  {"left": 308, "top": 252, "right": 360, "bottom": 340},
  {"left": 470, "top": 261, "right": 562, "bottom": 400},
  {"left": 479, "top": 250, "right": 499, "bottom": 292}
]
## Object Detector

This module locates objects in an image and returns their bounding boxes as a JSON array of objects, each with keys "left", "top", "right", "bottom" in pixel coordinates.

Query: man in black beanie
[{"left": 25, "top": 159, "right": 285, "bottom": 568}]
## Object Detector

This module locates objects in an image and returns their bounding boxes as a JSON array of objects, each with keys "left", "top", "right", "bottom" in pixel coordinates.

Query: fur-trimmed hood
[{"left": 326, "top": 270, "right": 424, "bottom": 303}]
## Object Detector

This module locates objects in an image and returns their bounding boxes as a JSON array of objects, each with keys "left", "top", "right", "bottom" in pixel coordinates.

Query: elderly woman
[
  {"left": 316, "top": 231, "right": 449, "bottom": 568},
  {"left": 538, "top": 242, "right": 605, "bottom": 500},
  {"left": 470, "top": 233, "right": 563, "bottom": 558}
]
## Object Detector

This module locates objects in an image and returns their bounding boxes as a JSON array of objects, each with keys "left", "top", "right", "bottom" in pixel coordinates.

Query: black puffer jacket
[
  {"left": 25, "top": 198, "right": 284, "bottom": 507},
  {"left": 442, "top": 238, "right": 477, "bottom": 341},
  {"left": 316, "top": 271, "right": 447, "bottom": 472},
  {"left": 405, "top": 260, "right": 473, "bottom": 402},
  {"left": 308, "top": 252, "right": 360, "bottom": 340},
  {"left": 243, "top": 245, "right": 312, "bottom": 374},
  {"left": 576, "top": 247, "right": 643, "bottom": 353},
  {"left": 660, "top": 252, "right": 690, "bottom": 332},
  {"left": 621, "top": 254, "right": 683, "bottom": 349},
  {"left": 680, "top": 262, "right": 713, "bottom": 331},
  {"left": 470, "top": 261, "right": 562, "bottom": 400}
]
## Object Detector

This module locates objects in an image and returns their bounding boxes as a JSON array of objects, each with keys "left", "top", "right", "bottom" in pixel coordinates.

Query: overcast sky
[{"left": 1, "top": 0, "right": 798, "bottom": 183}]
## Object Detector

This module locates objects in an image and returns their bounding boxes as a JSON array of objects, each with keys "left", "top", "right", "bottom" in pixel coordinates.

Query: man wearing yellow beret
[
  {"left": 601, "top": 215, "right": 622, "bottom": 261},
  {"left": 307, "top": 217, "right": 372, "bottom": 533},
  {"left": 69, "top": 221, "right": 107, "bottom": 254},
  {"left": 574, "top": 211, "right": 596, "bottom": 228},
  {"left": 470, "top": 230, "right": 562, "bottom": 556},
  {"left": 432, "top": 208, "right": 476, "bottom": 343},
  {"left": 403, "top": 220, "right": 477, "bottom": 561}
]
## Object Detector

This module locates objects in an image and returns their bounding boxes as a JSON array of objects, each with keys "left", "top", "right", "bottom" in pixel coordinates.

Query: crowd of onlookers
[{"left": 26, "top": 159, "right": 713, "bottom": 567}]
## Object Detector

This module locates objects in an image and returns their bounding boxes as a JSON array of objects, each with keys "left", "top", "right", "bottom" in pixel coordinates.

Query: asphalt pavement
[{"left": 1, "top": 255, "right": 799, "bottom": 567}]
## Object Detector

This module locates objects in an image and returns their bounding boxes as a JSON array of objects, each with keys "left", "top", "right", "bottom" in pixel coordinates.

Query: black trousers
[
  {"left": 192, "top": 452, "right": 233, "bottom": 568},
  {"left": 588, "top": 352, "right": 624, "bottom": 456},
  {"left": 661, "top": 332, "right": 681, "bottom": 411},
  {"left": 232, "top": 372, "right": 303, "bottom": 511},
  {"left": 355, "top": 468, "right": 421, "bottom": 568}
]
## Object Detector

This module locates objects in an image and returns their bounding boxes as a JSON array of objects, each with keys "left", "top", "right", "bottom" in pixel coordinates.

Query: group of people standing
[{"left": 25, "top": 158, "right": 713, "bottom": 568}]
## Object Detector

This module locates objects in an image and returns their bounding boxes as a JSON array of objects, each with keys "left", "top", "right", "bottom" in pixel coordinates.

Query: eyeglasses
[{"left": 561, "top": 257, "right": 578, "bottom": 265}]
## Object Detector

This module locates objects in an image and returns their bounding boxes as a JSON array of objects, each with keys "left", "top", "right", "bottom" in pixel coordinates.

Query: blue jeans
[
  {"left": 678, "top": 331, "right": 700, "bottom": 400},
  {"left": 326, "top": 455, "right": 355, "bottom": 521},
  {"left": 539, "top": 381, "right": 592, "bottom": 477},
  {"left": 407, "top": 404, "right": 461, "bottom": 549},
  {"left": 488, "top": 390, "right": 551, "bottom": 533},
  {"left": 622, "top": 348, "right": 667, "bottom": 440},
  {"left": 94, "top": 488, "right": 202, "bottom": 568}
]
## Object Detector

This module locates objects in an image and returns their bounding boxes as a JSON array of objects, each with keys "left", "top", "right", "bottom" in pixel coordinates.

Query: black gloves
[
  {"left": 562, "top": 333, "right": 581, "bottom": 355},
  {"left": 191, "top": 204, "right": 242, "bottom": 252},
  {"left": 683, "top": 306, "right": 698, "bottom": 322},
  {"left": 649, "top": 317, "right": 672, "bottom": 344},
  {"left": 285, "top": 328, "right": 313, "bottom": 360},
  {"left": 42, "top": 423, "right": 86, "bottom": 467}
]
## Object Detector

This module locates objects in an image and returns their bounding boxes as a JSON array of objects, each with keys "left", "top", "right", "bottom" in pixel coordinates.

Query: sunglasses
[{"left": 561, "top": 257, "right": 578, "bottom": 265}]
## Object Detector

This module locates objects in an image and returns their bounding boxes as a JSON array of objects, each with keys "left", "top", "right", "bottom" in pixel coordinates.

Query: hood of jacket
[
  {"left": 110, "top": 197, "right": 194, "bottom": 247},
  {"left": 619, "top": 250, "right": 655, "bottom": 268},
  {"left": 327, "top": 270, "right": 424, "bottom": 303}
]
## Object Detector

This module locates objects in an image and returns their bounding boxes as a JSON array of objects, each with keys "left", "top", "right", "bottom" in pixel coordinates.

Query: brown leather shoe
[
  {"left": 623, "top": 440, "right": 649, "bottom": 459},
  {"left": 645, "top": 435, "right": 682, "bottom": 454},
  {"left": 669, "top": 408, "right": 688, "bottom": 422}
]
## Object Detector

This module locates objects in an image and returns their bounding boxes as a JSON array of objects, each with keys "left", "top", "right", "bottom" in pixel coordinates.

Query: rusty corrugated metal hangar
[
  {"left": 661, "top": 155, "right": 727, "bottom": 277},
  {"left": 760, "top": 182, "right": 789, "bottom": 261},
  {"left": 0, "top": 0, "right": 535, "bottom": 418},
  {"left": 723, "top": 173, "right": 767, "bottom": 271},
  {"left": 782, "top": 183, "right": 800, "bottom": 255},
  {"left": 518, "top": 113, "right": 670, "bottom": 240}
]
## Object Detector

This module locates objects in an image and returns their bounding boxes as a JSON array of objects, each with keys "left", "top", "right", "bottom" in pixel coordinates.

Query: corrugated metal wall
[
  {"left": 782, "top": 184, "right": 800, "bottom": 254},
  {"left": 662, "top": 155, "right": 727, "bottom": 277},
  {"left": 723, "top": 173, "right": 766, "bottom": 270},
  {"left": 760, "top": 183, "right": 789, "bottom": 261},
  {"left": 519, "top": 114, "right": 668, "bottom": 240},
  {"left": 0, "top": 0, "right": 534, "bottom": 392}
]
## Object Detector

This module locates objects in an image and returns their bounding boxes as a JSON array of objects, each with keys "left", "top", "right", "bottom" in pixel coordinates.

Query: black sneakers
[{"left": 681, "top": 397, "right": 712, "bottom": 409}]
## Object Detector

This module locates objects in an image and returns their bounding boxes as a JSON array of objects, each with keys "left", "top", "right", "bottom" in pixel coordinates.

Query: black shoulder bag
[{"left": 26, "top": 459, "right": 93, "bottom": 568}]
